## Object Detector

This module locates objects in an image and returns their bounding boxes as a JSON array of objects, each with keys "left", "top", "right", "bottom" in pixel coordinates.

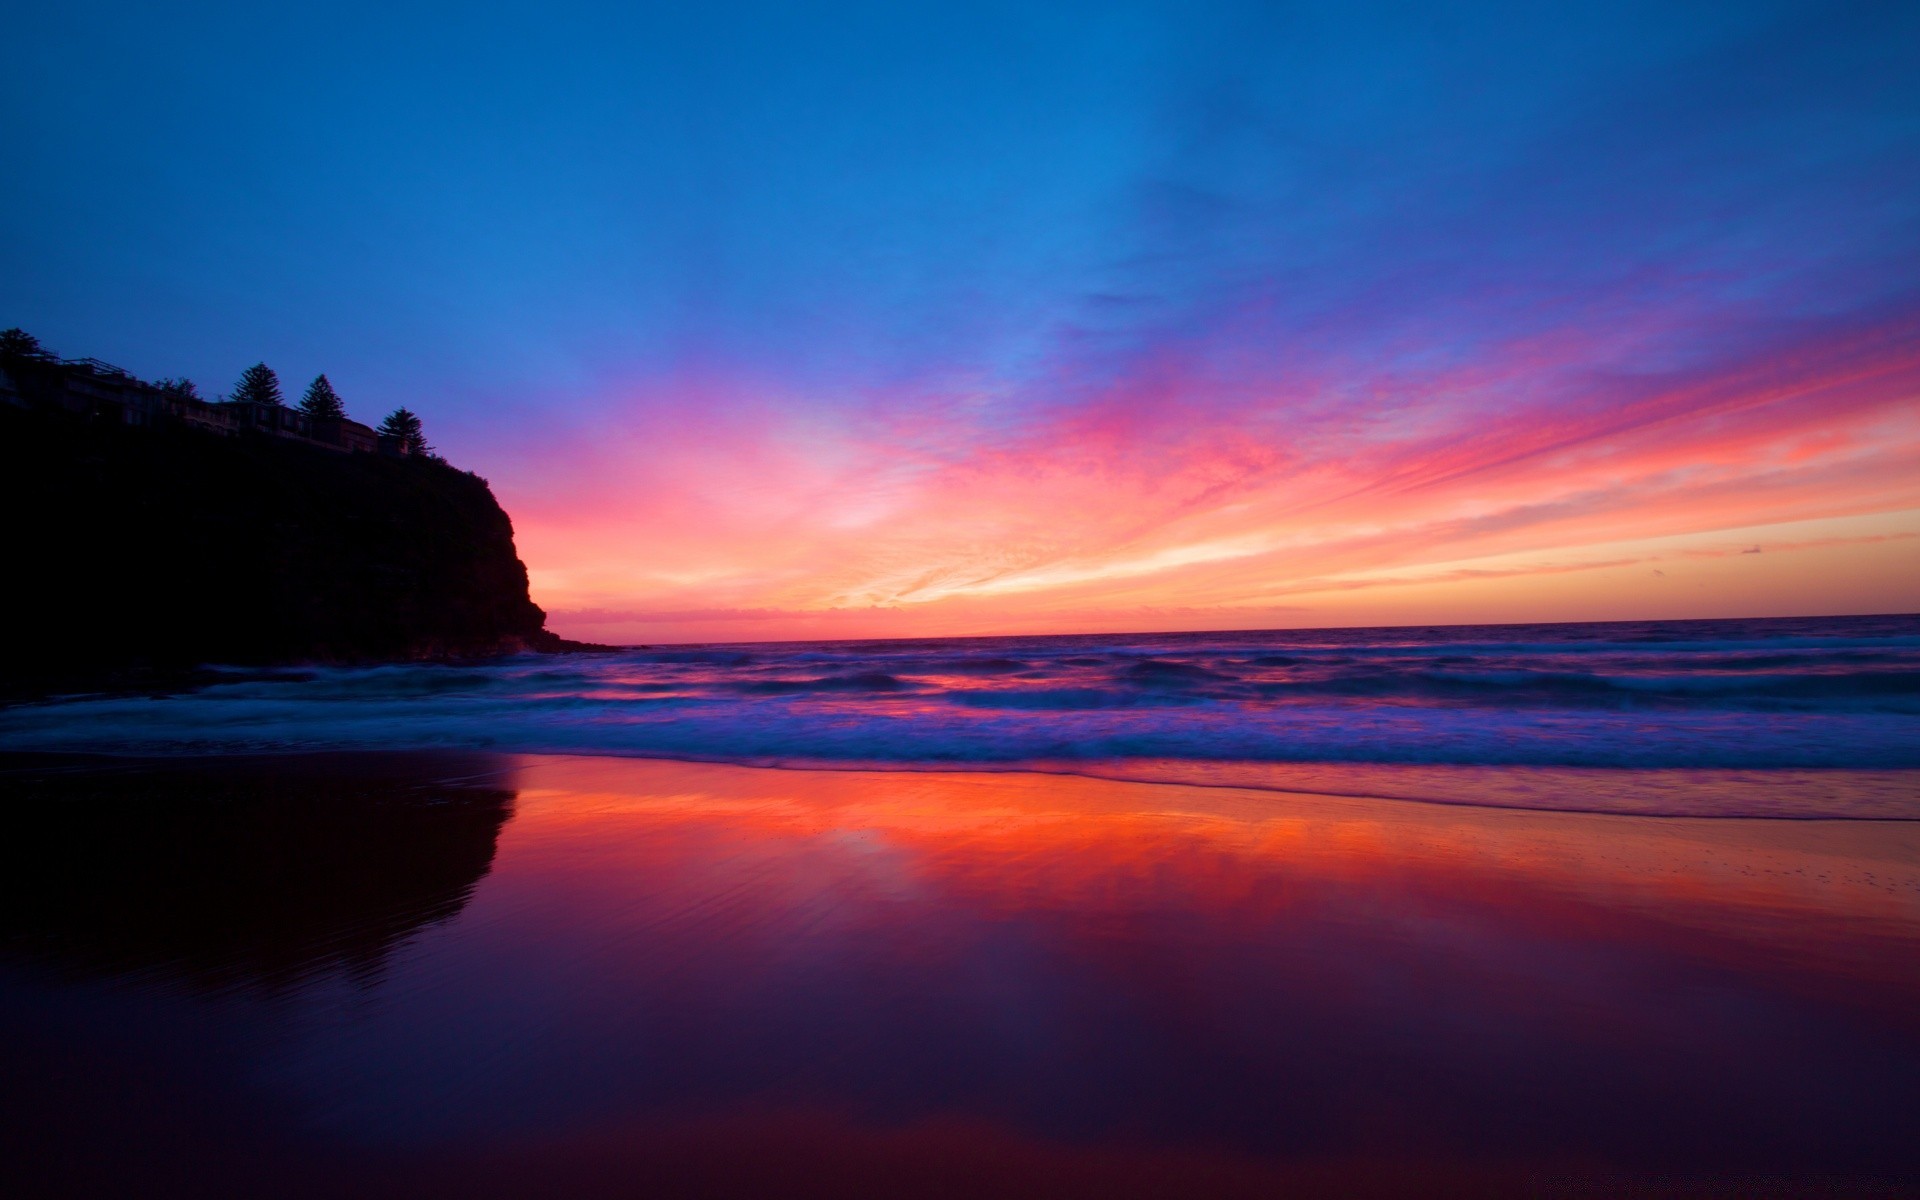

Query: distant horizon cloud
[{"left": 5, "top": 1, "right": 1917, "bottom": 642}]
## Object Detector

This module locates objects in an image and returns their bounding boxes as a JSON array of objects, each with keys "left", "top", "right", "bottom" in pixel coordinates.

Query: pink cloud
[{"left": 493, "top": 292, "right": 1920, "bottom": 642}]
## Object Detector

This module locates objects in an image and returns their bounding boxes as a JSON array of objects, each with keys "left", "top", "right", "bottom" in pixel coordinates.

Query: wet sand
[{"left": 2, "top": 752, "right": 1916, "bottom": 1197}]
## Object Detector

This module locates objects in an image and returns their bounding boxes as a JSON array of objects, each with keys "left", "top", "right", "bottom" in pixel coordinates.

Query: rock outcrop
[{"left": 2, "top": 401, "right": 586, "bottom": 696}]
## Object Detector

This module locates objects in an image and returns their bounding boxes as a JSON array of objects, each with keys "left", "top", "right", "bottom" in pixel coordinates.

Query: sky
[{"left": 4, "top": 0, "right": 1917, "bottom": 642}]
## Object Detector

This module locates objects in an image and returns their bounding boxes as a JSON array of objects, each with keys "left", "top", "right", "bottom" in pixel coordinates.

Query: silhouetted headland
[{"left": 0, "top": 330, "right": 609, "bottom": 699}]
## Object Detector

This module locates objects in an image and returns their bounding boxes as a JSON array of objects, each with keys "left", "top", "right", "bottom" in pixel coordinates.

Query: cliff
[{"left": 2, "top": 402, "right": 584, "bottom": 696}]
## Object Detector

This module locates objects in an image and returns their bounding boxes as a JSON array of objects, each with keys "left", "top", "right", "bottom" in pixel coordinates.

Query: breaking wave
[{"left": 4, "top": 614, "right": 1917, "bottom": 817}]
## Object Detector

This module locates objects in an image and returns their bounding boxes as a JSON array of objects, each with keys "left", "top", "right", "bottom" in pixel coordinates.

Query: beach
[
  {"left": 4, "top": 751, "right": 1916, "bottom": 1197},
  {"left": 12, "top": 1, "right": 1919, "bottom": 1191}
]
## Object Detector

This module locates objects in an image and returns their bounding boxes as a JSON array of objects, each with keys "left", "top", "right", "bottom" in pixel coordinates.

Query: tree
[
  {"left": 300, "top": 374, "right": 346, "bottom": 420},
  {"left": 156, "top": 377, "right": 202, "bottom": 400},
  {"left": 0, "top": 328, "right": 49, "bottom": 360},
  {"left": 230, "top": 362, "right": 284, "bottom": 406},
  {"left": 379, "top": 407, "right": 432, "bottom": 457}
]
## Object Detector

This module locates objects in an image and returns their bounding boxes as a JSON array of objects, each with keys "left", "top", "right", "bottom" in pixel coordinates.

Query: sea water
[
  {"left": 5, "top": 617, "right": 1920, "bottom": 1193},
  {"left": 5, "top": 613, "right": 1916, "bottom": 817}
]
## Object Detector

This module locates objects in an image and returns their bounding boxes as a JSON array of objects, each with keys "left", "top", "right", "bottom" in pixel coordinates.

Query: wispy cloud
[{"left": 475, "top": 3, "right": 1920, "bottom": 642}]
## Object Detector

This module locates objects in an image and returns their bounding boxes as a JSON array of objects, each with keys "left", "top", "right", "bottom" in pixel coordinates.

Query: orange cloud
[{"left": 502, "top": 302, "right": 1920, "bottom": 643}]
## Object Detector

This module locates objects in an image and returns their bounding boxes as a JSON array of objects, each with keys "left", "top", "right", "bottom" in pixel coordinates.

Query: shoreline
[
  {"left": 0, "top": 638, "right": 623, "bottom": 709},
  {"left": 5, "top": 748, "right": 1916, "bottom": 1195},
  {"left": 9, "top": 751, "right": 1916, "bottom": 909},
  {"left": 6, "top": 747, "right": 1916, "bottom": 823}
]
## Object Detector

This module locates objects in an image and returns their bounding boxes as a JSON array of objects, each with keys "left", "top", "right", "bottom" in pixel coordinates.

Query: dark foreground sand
[{"left": 2, "top": 752, "right": 1916, "bottom": 1198}]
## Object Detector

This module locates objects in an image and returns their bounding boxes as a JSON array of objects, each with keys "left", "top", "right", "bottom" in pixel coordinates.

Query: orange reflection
[
  {"left": 355, "top": 755, "right": 1919, "bottom": 1186},
  {"left": 10, "top": 754, "right": 1915, "bottom": 1193},
  {"left": 493, "top": 757, "right": 1920, "bottom": 1018}
]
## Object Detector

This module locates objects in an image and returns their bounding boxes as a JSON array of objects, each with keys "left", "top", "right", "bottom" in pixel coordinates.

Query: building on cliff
[{"left": 3, "top": 352, "right": 407, "bottom": 456}]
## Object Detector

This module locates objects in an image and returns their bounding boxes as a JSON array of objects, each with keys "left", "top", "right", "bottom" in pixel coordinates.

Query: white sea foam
[{"left": 4, "top": 615, "right": 1917, "bottom": 816}]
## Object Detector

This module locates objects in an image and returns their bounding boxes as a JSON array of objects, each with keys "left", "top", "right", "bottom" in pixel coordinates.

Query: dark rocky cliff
[{"left": 2, "top": 402, "right": 578, "bottom": 695}]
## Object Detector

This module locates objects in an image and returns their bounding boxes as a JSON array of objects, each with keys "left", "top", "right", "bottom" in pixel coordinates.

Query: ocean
[
  {"left": 4, "top": 614, "right": 1920, "bottom": 1195},
  {"left": 7, "top": 613, "right": 1917, "bottom": 817}
]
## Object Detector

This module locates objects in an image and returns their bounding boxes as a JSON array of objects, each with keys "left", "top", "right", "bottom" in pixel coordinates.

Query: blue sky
[{"left": 5, "top": 1, "right": 1917, "bottom": 638}]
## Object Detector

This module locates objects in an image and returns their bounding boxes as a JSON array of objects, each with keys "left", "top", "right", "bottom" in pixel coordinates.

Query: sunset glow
[
  {"left": 9, "top": 3, "right": 1918, "bottom": 642},
  {"left": 7, "top": 6, "right": 1919, "bottom": 1194},
  {"left": 510, "top": 317, "right": 1920, "bottom": 642}
]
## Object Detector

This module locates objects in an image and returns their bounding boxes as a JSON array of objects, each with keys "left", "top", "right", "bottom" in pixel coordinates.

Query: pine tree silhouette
[
  {"left": 379, "top": 407, "right": 431, "bottom": 456},
  {"left": 300, "top": 374, "right": 347, "bottom": 420},
  {"left": 0, "top": 328, "right": 49, "bottom": 360},
  {"left": 231, "top": 363, "right": 284, "bottom": 406}
]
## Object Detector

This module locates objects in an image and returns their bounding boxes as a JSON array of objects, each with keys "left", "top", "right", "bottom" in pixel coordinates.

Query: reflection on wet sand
[{"left": 2, "top": 754, "right": 1916, "bottom": 1197}]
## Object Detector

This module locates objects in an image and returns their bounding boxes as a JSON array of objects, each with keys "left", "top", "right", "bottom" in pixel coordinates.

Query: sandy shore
[{"left": 3, "top": 751, "right": 1916, "bottom": 1197}]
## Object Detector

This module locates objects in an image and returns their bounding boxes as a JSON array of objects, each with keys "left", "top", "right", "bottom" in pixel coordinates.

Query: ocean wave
[
  {"left": 3, "top": 615, "right": 1917, "bottom": 816},
  {"left": 736, "top": 672, "right": 918, "bottom": 695}
]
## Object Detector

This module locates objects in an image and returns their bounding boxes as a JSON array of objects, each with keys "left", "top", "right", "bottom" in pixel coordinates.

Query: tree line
[
  {"left": 1, "top": 329, "right": 433, "bottom": 458},
  {"left": 228, "top": 361, "right": 430, "bottom": 457}
]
